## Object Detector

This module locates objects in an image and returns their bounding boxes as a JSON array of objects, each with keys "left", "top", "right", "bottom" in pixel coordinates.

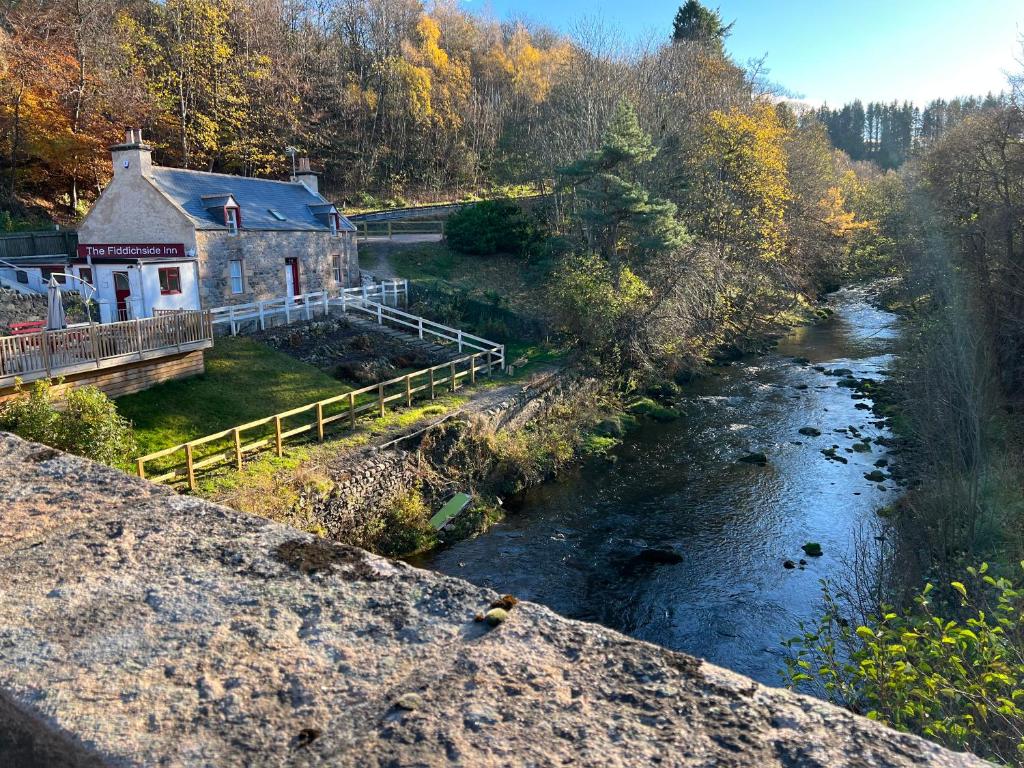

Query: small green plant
[
  {"left": 581, "top": 433, "right": 619, "bottom": 455},
  {"left": 627, "top": 397, "right": 680, "bottom": 422},
  {"left": 785, "top": 563, "right": 1024, "bottom": 764},
  {"left": 0, "top": 379, "right": 137, "bottom": 469},
  {"left": 370, "top": 486, "right": 436, "bottom": 556}
]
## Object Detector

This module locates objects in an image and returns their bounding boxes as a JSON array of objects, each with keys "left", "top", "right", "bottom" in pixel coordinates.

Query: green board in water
[{"left": 430, "top": 493, "right": 472, "bottom": 530}]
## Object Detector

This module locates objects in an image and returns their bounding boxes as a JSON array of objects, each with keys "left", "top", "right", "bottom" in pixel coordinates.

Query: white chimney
[
  {"left": 110, "top": 126, "right": 152, "bottom": 178},
  {"left": 291, "top": 156, "right": 320, "bottom": 195}
]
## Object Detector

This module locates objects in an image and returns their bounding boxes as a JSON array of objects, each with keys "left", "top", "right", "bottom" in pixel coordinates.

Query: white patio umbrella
[{"left": 46, "top": 276, "right": 67, "bottom": 331}]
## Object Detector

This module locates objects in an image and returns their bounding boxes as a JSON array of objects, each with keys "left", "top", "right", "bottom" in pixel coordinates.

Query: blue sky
[{"left": 459, "top": 0, "right": 1024, "bottom": 105}]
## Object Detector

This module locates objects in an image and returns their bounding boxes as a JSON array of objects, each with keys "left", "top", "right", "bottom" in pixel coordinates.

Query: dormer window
[
  {"left": 225, "top": 206, "right": 241, "bottom": 235},
  {"left": 308, "top": 202, "right": 342, "bottom": 233},
  {"left": 202, "top": 193, "right": 241, "bottom": 234}
]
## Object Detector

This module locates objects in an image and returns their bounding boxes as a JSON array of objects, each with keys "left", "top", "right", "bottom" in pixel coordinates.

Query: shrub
[
  {"left": 372, "top": 486, "right": 436, "bottom": 556},
  {"left": 0, "top": 379, "right": 137, "bottom": 469},
  {"left": 627, "top": 397, "right": 679, "bottom": 422},
  {"left": 444, "top": 200, "right": 535, "bottom": 256},
  {"left": 785, "top": 564, "right": 1024, "bottom": 764}
]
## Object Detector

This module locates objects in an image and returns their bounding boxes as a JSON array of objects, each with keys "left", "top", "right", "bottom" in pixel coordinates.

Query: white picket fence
[
  {"left": 208, "top": 279, "right": 505, "bottom": 369},
  {"left": 208, "top": 280, "right": 408, "bottom": 335}
]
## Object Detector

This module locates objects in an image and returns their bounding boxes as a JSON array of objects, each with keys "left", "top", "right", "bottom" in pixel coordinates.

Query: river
[{"left": 411, "top": 287, "right": 900, "bottom": 685}]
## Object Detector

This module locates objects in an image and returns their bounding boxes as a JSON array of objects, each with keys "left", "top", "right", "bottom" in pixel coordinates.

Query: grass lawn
[{"left": 118, "top": 336, "right": 349, "bottom": 456}]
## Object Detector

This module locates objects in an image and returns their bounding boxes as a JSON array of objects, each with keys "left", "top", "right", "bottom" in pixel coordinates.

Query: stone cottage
[{"left": 76, "top": 129, "right": 358, "bottom": 320}]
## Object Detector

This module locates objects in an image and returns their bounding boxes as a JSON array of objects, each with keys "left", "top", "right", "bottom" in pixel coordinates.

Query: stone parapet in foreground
[{"left": 0, "top": 433, "right": 985, "bottom": 766}]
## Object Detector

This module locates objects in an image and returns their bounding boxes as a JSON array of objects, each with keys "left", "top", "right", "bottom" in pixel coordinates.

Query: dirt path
[{"left": 359, "top": 237, "right": 439, "bottom": 281}]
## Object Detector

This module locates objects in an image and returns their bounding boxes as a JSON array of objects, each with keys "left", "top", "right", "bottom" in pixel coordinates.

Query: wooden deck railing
[
  {"left": 0, "top": 311, "right": 213, "bottom": 385},
  {"left": 136, "top": 349, "right": 502, "bottom": 491}
]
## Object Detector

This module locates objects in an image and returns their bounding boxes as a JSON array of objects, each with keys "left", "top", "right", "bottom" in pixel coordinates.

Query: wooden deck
[{"left": 0, "top": 311, "right": 213, "bottom": 389}]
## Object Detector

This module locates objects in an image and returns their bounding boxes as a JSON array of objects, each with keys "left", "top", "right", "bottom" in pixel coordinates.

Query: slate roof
[{"left": 148, "top": 167, "right": 356, "bottom": 233}]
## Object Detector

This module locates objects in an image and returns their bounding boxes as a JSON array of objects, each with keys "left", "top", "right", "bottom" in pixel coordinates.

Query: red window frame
[
  {"left": 159, "top": 267, "right": 181, "bottom": 295},
  {"left": 40, "top": 266, "right": 67, "bottom": 285}
]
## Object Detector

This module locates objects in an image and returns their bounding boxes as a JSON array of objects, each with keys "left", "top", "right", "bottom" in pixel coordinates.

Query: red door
[
  {"left": 285, "top": 258, "right": 300, "bottom": 299},
  {"left": 113, "top": 271, "right": 132, "bottom": 320}
]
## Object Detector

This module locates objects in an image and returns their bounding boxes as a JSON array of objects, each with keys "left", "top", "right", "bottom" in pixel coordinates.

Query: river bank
[{"left": 410, "top": 286, "right": 901, "bottom": 685}]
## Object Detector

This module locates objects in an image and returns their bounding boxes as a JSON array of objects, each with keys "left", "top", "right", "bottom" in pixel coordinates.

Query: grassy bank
[{"left": 118, "top": 336, "right": 349, "bottom": 456}]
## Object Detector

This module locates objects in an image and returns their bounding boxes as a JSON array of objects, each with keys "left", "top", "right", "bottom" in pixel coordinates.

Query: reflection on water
[{"left": 409, "top": 287, "right": 900, "bottom": 685}]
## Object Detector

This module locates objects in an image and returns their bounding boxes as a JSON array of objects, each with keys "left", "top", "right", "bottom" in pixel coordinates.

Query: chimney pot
[
  {"left": 135, "top": 127, "right": 143, "bottom": 144},
  {"left": 125, "top": 127, "right": 135, "bottom": 144},
  {"left": 299, "top": 157, "right": 311, "bottom": 172}
]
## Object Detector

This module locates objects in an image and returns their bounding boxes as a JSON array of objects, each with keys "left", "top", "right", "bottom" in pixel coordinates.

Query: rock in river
[
  {"left": 617, "top": 548, "right": 684, "bottom": 576},
  {"left": 738, "top": 452, "right": 769, "bottom": 465},
  {"left": 798, "top": 427, "right": 822, "bottom": 437}
]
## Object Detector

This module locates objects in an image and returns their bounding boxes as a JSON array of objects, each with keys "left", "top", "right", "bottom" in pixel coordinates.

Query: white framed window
[
  {"left": 229, "top": 259, "right": 244, "bottom": 294},
  {"left": 226, "top": 206, "right": 240, "bottom": 235},
  {"left": 332, "top": 254, "right": 343, "bottom": 283}
]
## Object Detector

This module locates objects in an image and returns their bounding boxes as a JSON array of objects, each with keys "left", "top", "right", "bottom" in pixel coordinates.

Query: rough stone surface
[
  {"left": 315, "top": 445, "right": 420, "bottom": 538},
  {"left": 0, "top": 433, "right": 987, "bottom": 767},
  {"left": 0, "top": 287, "right": 46, "bottom": 333}
]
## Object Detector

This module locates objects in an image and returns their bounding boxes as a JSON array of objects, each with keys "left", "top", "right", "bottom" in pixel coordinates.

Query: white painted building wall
[{"left": 80, "top": 261, "right": 200, "bottom": 323}]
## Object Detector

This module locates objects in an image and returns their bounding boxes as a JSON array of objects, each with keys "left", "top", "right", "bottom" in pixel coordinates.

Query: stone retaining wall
[
  {"left": 315, "top": 446, "right": 420, "bottom": 539},
  {"left": 308, "top": 371, "right": 574, "bottom": 542},
  {"left": 0, "top": 287, "right": 45, "bottom": 333},
  {"left": 0, "top": 432, "right": 986, "bottom": 767}
]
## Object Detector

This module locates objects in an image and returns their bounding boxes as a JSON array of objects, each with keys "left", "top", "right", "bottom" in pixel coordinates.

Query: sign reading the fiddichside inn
[{"left": 76, "top": 243, "right": 187, "bottom": 260}]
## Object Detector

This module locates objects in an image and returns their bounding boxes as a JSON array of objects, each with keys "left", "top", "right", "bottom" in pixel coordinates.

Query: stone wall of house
[
  {"left": 0, "top": 432, "right": 987, "bottom": 767},
  {"left": 196, "top": 229, "right": 358, "bottom": 307}
]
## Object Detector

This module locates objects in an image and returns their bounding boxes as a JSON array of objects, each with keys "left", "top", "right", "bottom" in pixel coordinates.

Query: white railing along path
[{"left": 208, "top": 280, "right": 504, "bottom": 370}]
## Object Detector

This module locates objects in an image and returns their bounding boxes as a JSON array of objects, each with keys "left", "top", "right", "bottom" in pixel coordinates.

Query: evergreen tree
[
  {"left": 560, "top": 100, "right": 688, "bottom": 287},
  {"left": 671, "top": 1, "right": 733, "bottom": 50},
  {"left": 554, "top": 100, "right": 690, "bottom": 372}
]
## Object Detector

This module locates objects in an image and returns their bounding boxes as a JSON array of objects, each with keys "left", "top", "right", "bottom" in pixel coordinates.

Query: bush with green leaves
[
  {"left": 785, "top": 564, "right": 1024, "bottom": 764},
  {"left": 0, "top": 379, "right": 137, "bottom": 469},
  {"left": 444, "top": 200, "right": 535, "bottom": 256}
]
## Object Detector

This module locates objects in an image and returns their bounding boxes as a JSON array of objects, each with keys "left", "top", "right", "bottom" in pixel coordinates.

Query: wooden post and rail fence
[
  {"left": 353, "top": 220, "right": 445, "bottom": 240},
  {"left": 135, "top": 347, "right": 502, "bottom": 491}
]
